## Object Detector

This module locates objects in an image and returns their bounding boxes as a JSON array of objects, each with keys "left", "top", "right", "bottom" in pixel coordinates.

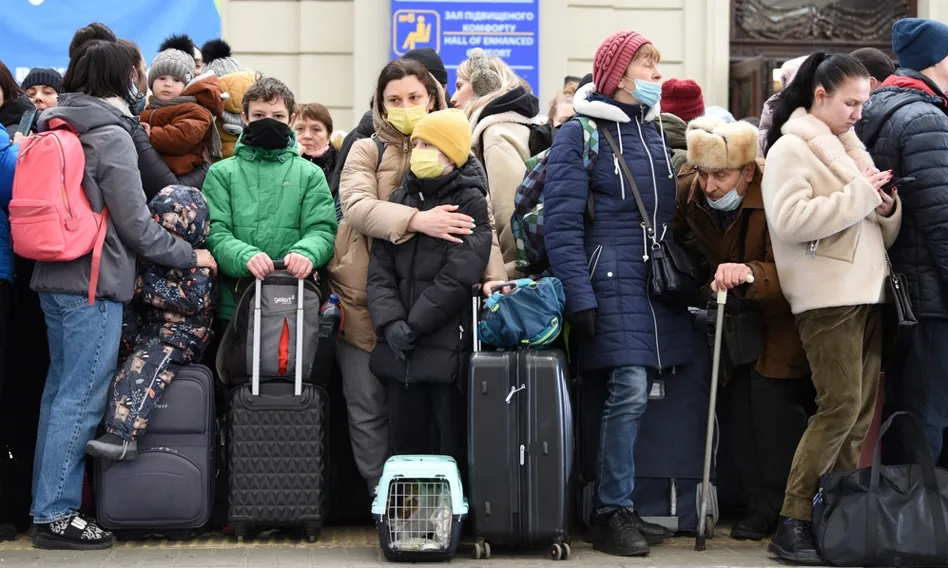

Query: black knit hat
[
  {"left": 402, "top": 48, "right": 448, "bottom": 87},
  {"left": 21, "top": 68, "right": 63, "bottom": 93}
]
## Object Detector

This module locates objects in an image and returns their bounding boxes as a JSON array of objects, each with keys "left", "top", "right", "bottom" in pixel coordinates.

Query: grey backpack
[{"left": 217, "top": 267, "right": 322, "bottom": 386}]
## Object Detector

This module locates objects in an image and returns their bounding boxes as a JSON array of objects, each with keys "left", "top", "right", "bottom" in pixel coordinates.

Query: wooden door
[{"left": 729, "top": 57, "right": 768, "bottom": 120}]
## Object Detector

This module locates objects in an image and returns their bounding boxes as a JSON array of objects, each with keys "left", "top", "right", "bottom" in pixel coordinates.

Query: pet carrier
[{"left": 372, "top": 455, "right": 468, "bottom": 562}]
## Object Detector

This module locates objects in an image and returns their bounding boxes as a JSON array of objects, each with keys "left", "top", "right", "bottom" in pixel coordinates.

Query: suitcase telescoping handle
[
  {"left": 251, "top": 260, "right": 306, "bottom": 397},
  {"left": 696, "top": 273, "right": 754, "bottom": 550},
  {"left": 471, "top": 284, "right": 482, "bottom": 353}
]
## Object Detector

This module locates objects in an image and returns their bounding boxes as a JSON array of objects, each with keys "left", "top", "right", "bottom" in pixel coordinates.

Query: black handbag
[
  {"left": 720, "top": 214, "right": 764, "bottom": 366},
  {"left": 813, "top": 411, "right": 948, "bottom": 567},
  {"left": 600, "top": 127, "right": 702, "bottom": 308},
  {"left": 885, "top": 252, "right": 918, "bottom": 329}
]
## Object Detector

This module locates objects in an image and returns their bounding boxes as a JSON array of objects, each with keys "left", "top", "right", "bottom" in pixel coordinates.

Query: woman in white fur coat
[
  {"left": 452, "top": 49, "right": 545, "bottom": 277},
  {"left": 760, "top": 52, "right": 901, "bottom": 565}
]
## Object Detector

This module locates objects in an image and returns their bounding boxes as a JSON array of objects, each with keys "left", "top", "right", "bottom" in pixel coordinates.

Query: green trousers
[{"left": 781, "top": 304, "right": 882, "bottom": 521}]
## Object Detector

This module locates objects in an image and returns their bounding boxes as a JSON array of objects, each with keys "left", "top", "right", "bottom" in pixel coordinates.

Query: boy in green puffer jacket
[{"left": 203, "top": 77, "right": 338, "bottom": 328}]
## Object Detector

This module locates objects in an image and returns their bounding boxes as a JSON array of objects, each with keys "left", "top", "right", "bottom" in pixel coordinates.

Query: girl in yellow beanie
[{"left": 365, "top": 109, "right": 492, "bottom": 459}]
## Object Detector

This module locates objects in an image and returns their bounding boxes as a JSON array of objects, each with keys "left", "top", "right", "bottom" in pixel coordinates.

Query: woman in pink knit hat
[{"left": 544, "top": 30, "right": 693, "bottom": 557}]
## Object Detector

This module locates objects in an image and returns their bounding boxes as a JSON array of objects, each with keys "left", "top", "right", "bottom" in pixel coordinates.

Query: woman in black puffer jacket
[{"left": 366, "top": 109, "right": 493, "bottom": 461}]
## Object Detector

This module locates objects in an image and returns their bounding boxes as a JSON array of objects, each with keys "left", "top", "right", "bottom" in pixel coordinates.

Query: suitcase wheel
[
  {"left": 472, "top": 540, "right": 491, "bottom": 560},
  {"left": 551, "top": 542, "right": 570, "bottom": 561}
]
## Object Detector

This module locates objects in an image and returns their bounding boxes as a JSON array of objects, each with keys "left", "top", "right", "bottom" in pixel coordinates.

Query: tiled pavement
[{"left": 0, "top": 526, "right": 820, "bottom": 567}]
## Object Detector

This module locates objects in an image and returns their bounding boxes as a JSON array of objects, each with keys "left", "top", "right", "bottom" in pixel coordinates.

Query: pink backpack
[{"left": 10, "top": 119, "right": 110, "bottom": 305}]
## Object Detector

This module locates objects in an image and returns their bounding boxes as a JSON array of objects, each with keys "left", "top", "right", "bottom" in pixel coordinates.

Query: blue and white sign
[
  {"left": 0, "top": 0, "right": 221, "bottom": 84},
  {"left": 391, "top": 0, "right": 539, "bottom": 96}
]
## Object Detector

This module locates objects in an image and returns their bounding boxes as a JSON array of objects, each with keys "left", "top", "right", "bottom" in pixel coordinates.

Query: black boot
[
  {"left": 593, "top": 509, "right": 649, "bottom": 557},
  {"left": 629, "top": 510, "right": 671, "bottom": 544},
  {"left": 768, "top": 517, "right": 822, "bottom": 565},
  {"left": 731, "top": 511, "right": 776, "bottom": 540},
  {"left": 85, "top": 433, "right": 137, "bottom": 461},
  {"left": 32, "top": 513, "right": 114, "bottom": 551}
]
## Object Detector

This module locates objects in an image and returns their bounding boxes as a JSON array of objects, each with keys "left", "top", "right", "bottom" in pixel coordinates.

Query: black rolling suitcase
[
  {"left": 227, "top": 264, "right": 328, "bottom": 542},
  {"left": 95, "top": 364, "right": 216, "bottom": 538},
  {"left": 467, "top": 288, "right": 573, "bottom": 561}
]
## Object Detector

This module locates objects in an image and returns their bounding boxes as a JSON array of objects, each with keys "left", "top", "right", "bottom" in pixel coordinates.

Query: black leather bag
[
  {"left": 885, "top": 252, "right": 918, "bottom": 329},
  {"left": 720, "top": 214, "right": 763, "bottom": 367},
  {"left": 813, "top": 412, "right": 948, "bottom": 567},
  {"left": 600, "top": 127, "right": 702, "bottom": 308}
]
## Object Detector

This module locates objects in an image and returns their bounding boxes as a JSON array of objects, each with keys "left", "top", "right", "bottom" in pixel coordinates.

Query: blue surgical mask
[
  {"left": 623, "top": 78, "right": 662, "bottom": 108},
  {"left": 706, "top": 171, "right": 746, "bottom": 212},
  {"left": 127, "top": 85, "right": 146, "bottom": 116}
]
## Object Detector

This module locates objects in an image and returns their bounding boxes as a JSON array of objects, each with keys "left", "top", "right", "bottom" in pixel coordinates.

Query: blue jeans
[
  {"left": 31, "top": 293, "right": 122, "bottom": 523},
  {"left": 596, "top": 365, "right": 649, "bottom": 514}
]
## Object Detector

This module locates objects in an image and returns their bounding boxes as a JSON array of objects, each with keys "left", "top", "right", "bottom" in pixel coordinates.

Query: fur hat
[
  {"left": 148, "top": 186, "right": 210, "bottom": 248},
  {"left": 686, "top": 116, "right": 759, "bottom": 170},
  {"left": 202, "top": 39, "right": 243, "bottom": 77},
  {"left": 148, "top": 48, "right": 196, "bottom": 89},
  {"left": 468, "top": 48, "right": 503, "bottom": 97},
  {"left": 411, "top": 109, "right": 472, "bottom": 168}
]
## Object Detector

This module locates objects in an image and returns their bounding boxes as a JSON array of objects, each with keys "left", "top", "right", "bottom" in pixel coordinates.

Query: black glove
[
  {"left": 384, "top": 320, "right": 416, "bottom": 360},
  {"left": 569, "top": 309, "right": 597, "bottom": 340}
]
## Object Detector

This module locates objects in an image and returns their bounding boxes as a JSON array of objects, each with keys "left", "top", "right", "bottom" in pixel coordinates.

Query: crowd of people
[{"left": 0, "top": 14, "right": 946, "bottom": 566}]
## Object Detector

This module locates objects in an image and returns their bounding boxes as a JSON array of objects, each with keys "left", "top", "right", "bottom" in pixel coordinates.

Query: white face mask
[{"left": 706, "top": 169, "right": 746, "bottom": 212}]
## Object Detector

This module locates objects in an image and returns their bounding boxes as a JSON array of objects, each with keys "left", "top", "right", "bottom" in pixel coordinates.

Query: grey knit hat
[
  {"left": 148, "top": 48, "right": 196, "bottom": 88},
  {"left": 202, "top": 39, "right": 242, "bottom": 77}
]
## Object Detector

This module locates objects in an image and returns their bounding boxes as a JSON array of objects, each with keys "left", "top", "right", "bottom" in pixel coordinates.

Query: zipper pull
[
  {"left": 459, "top": 325, "right": 463, "bottom": 340},
  {"left": 809, "top": 241, "right": 818, "bottom": 257},
  {"left": 419, "top": 192, "right": 425, "bottom": 202},
  {"left": 613, "top": 154, "right": 620, "bottom": 176}
]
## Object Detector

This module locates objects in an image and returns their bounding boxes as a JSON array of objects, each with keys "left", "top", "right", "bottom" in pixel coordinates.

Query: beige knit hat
[{"left": 686, "top": 116, "right": 759, "bottom": 170}]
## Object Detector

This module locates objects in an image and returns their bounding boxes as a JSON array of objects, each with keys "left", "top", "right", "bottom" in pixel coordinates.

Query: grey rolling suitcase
[
  {"left": 467, "top": 285, "right": 573, "bottom": 561},
  {"left": 95, "top": 364, "right": 216, "bottom": 538},
  {"left": 227, "top": 262, "right": 327, "bottom": 542}
]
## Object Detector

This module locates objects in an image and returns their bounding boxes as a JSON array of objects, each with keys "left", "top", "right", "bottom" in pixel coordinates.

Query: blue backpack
[{"left": 477, "top": 278, "right": 567, "bottom": 349}]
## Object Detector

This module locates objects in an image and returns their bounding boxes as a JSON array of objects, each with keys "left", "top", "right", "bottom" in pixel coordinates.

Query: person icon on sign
[{"left": 402, "top": 15, "right": 431, "bottom": 51}]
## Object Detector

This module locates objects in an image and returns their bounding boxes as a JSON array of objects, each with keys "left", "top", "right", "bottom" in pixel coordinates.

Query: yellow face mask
[
  {"left": 410, "top": 148, "right": 447, "bottom": 179},
  {"left": 387, "top": 104, "right": 428, "bottom": 135}
]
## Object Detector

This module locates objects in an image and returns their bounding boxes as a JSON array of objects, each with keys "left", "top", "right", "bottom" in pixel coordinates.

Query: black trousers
[
  {"left": 387, "top": 380, "right": 465, "bottom": 463},
  {"left": 725, "top": 367, "right": 816, "bottom": 521},
  {"left": 884, "top": 319, "right": 948, "bottom": 464}
]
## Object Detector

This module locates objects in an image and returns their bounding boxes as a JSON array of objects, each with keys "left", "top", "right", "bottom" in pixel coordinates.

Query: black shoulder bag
[
  {"left": 600, "top": 126, "right": 702, "bottom": 308},
  {"left": 720, "top": 213, "right": 765, "bottom": 367}
]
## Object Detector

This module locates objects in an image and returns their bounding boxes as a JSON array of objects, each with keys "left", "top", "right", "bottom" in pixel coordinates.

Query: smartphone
[
  {"left": 15, "top": 108, "right": 36, "bottom": 138},
  {"left": 883, "top": 176, "right": 915, "bottom": 194}
]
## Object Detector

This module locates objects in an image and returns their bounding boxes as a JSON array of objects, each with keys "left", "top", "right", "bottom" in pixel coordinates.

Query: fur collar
[
  {"left": 471, "top": 110, "right": 543, "bottom": 150},
  {"left": 780, "top": 107, "right": 874, "bottom": 185},
  {"left": 572, "top": 82, "right": 661, "bottom": 124}
]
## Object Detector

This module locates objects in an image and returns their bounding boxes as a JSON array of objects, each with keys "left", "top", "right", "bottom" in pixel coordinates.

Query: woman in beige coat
[
  {"left": 453, "top": 49, "right": 544, "bottom": 277},
  {"left": 330, "top": 59, "right": 505, "bottom": 497},
  {"left": 760, "top": 53, "right": 901, "bottom": 565}
]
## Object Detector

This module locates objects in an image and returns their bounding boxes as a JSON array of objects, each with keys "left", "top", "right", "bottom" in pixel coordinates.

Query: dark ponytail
[{"left": 764, "top": 52, "right": 869, "bottom": 155}]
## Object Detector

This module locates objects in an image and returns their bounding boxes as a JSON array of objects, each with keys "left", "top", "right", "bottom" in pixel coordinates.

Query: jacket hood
[
  {"left": 356, "top": 109, "right": 376, "bottom": 138},
  {"left": 234, "top": 128, "right": 302, "bottom": 161},
  {"left": 372, "top": 86, "right": 449, "bottom": 145},
  {"left": 572, "top": 81, "right": 661, "bottom": 123},
  {"left": 0, "top": 94, "right": 36, "bottom": 130},
  {"left": 39, "top": 93, "right": 134, "bottom": 135},
  {"left": 857, "top": 68, "right": 946, "bottom": 147},
  {"left": 405, "top": 154, "right": 486, "bottom": 197},
  {"left": 477, "top": 86, "right": 540, "bottom": 124},
  {"left": 183, "top": 71, "right": 225, "bottom": 118},
  {"left": 219, "top": 70, "right": 256, "bottom": 115},
  {"left": 659, "top": 112, "right": 687, "bottom": 149}
]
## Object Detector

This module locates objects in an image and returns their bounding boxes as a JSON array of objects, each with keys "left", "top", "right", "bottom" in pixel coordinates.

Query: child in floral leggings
[{"left": 85, "top": 185, "right": 215, "bottom": 461}]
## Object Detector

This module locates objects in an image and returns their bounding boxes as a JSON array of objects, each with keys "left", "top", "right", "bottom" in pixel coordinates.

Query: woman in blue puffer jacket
[
  {"left": 544, "top": 31, "right": 693, "bottom": 558},
  {"left": 0, "top": 126, "right": 16, "bottom": 397}
]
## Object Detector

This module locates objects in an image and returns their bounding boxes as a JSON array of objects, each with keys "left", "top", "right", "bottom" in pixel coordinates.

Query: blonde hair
[
  {"left": 457, "top": 50, "right": 523, "bottom": 122},
  {"left": 634, "top": 43, "right": 662, "bottom": 64},
  {"left": 547, "top": 84, "right": 576, "bottom": 125}
]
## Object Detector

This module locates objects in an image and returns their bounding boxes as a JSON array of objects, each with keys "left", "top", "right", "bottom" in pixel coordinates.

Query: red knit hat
[
  {"left": 593, "top": 30, "right": 652, "bottom": 97},
  {"left": 661, "top": 79, "right": 705, "bottom": 122}
]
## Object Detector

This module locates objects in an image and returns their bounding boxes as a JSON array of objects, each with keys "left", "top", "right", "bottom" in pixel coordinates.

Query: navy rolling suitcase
[
  {"left": 577, "top": 310, "right": 718, "bottom": 536},
  {"left": 226, "top": 265, "right": 328, "bottom": 542},
  {"left": 95, "top": 364, "right": 216, "bottom": 538},
  {"left": 468, "top": 289, "right": 573, "bottom": 561}
]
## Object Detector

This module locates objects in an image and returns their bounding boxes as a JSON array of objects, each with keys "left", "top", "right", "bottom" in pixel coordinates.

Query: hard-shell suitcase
[
  {"left": 576, "top": 309, "right": 719, "bottom": 536},
  {"left": 467, "top": 285, "right": 573, "bottom": 561},
  {"left": 95, "top": 364, "right": 216, "bottom": 538},
  {"left": 227, "top": 263, "right": 327, "bottom": 542}
]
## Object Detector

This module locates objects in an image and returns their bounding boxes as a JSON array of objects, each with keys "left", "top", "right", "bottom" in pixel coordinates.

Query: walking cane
[{"left": 695, "top": 273, "right": 754, "bottom": 551}]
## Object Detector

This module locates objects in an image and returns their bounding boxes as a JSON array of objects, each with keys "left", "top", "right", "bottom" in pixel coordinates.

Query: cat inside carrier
[{"left": 372, "top": 455, "right": 468, "bottom": 562}]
